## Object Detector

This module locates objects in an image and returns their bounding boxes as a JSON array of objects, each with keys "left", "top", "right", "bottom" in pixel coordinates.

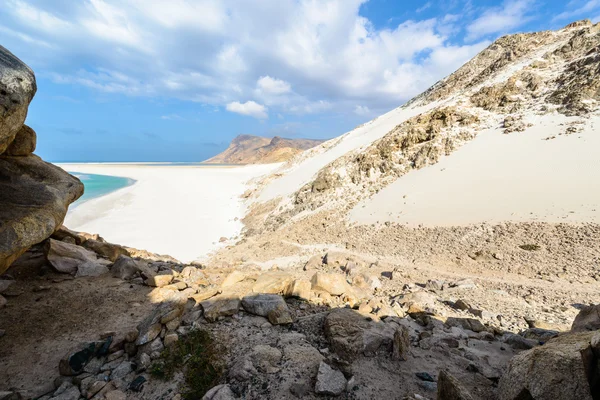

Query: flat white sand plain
[
  {"left": 58, "top": 163, "right": 279, "bottom": 262},
  {"left": 350, "top": 114, "right": 600, "bottom": 226}
]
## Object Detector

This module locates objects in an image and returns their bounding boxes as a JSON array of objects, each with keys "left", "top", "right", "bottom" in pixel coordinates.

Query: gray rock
[
  {"left": 437, "top": 370, "right": 474, "bottom": 400},
  {"left": 315, "top": 362, "right": 346, "bottom": 396},
  {"left": 45, "top": 239, "right": 109, "bottom": 276},
  {"left": 0, "top": 157, "right": 83, "bottom": 275},
  {"left": 0, "top": 45, "right": 36, "bottom": 155},
  {"left": 241, "top": 294, "right": 293, "bottom": 324},
  {"left": 503, "top": 333, "right": 538, "bottom": 350},
  {"left": 111, "top": 255, "right": 142, "bottom": 280},
  {"left": 110, "top": 361, "right": 133, "bottom": 381},
  {"left": 498, "top": 331, "right": 595, "bottom": 400},
  {"left": 202, "top": 384, "right": 236, "bottom": 400},
  {"left": 51, "top": 385, "right": 80, "bottom": 400},
  {"left": 571, "top": 304, "right": 600, "bottom": 332},
  {"left": 136, "top": 303, "right": 182, "bottom": 345}
]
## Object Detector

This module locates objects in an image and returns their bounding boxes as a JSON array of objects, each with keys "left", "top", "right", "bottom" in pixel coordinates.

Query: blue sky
[{"left": 0, "top": 0, "right": 597, "bottom": 162}]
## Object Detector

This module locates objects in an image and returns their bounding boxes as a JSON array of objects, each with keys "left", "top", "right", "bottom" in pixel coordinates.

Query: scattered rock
[
  {"left": 202, "top": 384, "right": 236, "bottom": 400},
  {"left": 315, "top": 362, "right": 346, "bottom": 396},
  {"left": 222, "top": 271, "right": 246, "bottom": 287},
  {"left": 145, "top": 273, "right": 174, "bottom": 288},
  {"left": 284, "top": 279, "right": 311, "bottom": 299},
  {"left": 311, "top": 272, "right": 351, "bottom": 295},
  {"left": 45, "top": 239, "right": 109, "bottom": 276},
  {"left": 201, "top": 295, "right": 241, "bottom": 322},
  {"left": 392, "top": 325, "right": 411, "bottom": 361},
  {"left": 252, "top": 271, "right": 292, "bottom": 294},
  {"left": 437, "top": 370, "right": 474, "bottom": 400}
]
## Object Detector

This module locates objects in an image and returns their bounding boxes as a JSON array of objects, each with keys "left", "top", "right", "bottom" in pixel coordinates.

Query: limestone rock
[
  {"left": 145, "top": 273, "right": 173, "bottom": 287},
  {"left": 201, "top": 295, "right": 240, "bottom": 322},
  {"left": 0, "top": 157, "right": 83, "bottom": 274},
  {"left": 311, "top": 272, "right": 351, "bottom": 296},
  {"left": 498, "top": 331, "right": 595, "bottom": 400},
  {"left": 392, "top": 325, "right": 410, "bottom": 361},
  {"left": 445, "top": 317, "right": 486, "bottom": 333},
  {"left": 4, "top": 124, "right": 35, "bottom": 156},
  {"left": 437, "top": 370, "right": 474, "bottom": 400},
  {"left": 82, "top": 239, "right": 129, "bottom": 262},
  {"left": 571, "top": 304, "right": 600, "bottom": 332},
  {"left": 284, "top": 279, "right": 311, "bottom": 299},
  {"left": 202, "top": 384, "right": 236, "bottom": 400},
  {"left": 111, "top": 255, "right": 142, "bottom": 280},
  {"left": 0, "top": 45, "right": 36, "bottom": 155},
  {"left": 252, "top": 271, "right": 292, "bottom": 294},
  {"left": 324, "top": 308, "right": 395, "bottom": 361},
  {"left": 315, "top": 362, "right": 346, "bottom": 396},
  {"left": 45, "top": 239, "right": 110, "bottom": 276},
  {"left": 222, "top": 270, "right": 246, "bottom": 287}
]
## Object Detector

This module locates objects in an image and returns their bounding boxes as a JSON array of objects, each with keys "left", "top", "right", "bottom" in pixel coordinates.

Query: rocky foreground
[{"left": 2, "top": 20, "right": 600, "bottom": 400}]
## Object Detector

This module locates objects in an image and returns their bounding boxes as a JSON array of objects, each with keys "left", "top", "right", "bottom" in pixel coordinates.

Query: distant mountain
[{"left": 204, "top": 134, "right": 325, "bottom": 164}]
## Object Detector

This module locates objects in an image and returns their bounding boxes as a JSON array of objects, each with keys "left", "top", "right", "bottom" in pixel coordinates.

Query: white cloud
[
  {"left": 416, "top": 2, "right": 432, "bottom": 13},
  {"left": 226, "top": 101, "right": 268, "bottom": 119},
  {"left": 256, "top": 76, "right": 291, "bottom": 95},
  {"left": 354, "top": 105, "right": 370, "bottom": 115},
  {"left": 466, "top": 0, "right": 535, "bottom": 41},
  {"left": 1, "top": 0, "right": 501, "bottom": 115}
]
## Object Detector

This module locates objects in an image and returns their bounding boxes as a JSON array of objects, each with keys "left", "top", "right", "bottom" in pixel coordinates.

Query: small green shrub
[
  {"left": 150, "top": 329, "right": 223, "bottom": 399},
  {"left": 519, "top": 244, "right": 541, "bottom": 251}
]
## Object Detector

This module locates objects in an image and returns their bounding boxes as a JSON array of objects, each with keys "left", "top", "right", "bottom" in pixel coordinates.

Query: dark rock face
[
  {"left": 0, "top": 46, "right": 83, "bottom": 274},
  {"left": 0, "top": 46, "right": 36, "bottom": 154}
]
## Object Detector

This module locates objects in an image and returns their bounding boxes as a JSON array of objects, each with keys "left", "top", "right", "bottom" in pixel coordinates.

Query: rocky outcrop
[
  {"left": 205, "top": 134, "right": 324, "bottom": 164},
  {"left": 0, "top": 46, "right": 36, "bottom": 154},
  {"left": 0, "top": 46, "right": 83, "bottom": 275}
]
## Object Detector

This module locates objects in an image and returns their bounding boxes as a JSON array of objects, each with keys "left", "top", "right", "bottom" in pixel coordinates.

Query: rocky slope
[{"left": 204, "top": 134, "right": 324, "bottom": 164}]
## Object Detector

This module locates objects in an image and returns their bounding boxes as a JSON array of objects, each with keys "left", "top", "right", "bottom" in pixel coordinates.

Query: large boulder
[
  {"left": 45, "top": 239, "right": 110, "bottom": 276},
  {"left": 571, "top": 304, "right": 600, "bottom": 332},
  {"left": 4, "top": 124, "right": 36, "bottom": 156},
  {"left": 498, "top": 331, "right": 596, "bottom": 400},
  {"left": 0, "top": 45, "right": 36, "bottom": 155},
  {"left": 0, "top": 156, "right": 83, "bottom": 274}
]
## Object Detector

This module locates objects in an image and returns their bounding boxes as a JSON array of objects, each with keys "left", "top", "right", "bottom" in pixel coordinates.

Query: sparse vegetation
[
  {"left": 519, "top": 244, "right": 541, "bottom": 251},
  {"left": 151, "top": 329, "right": 223, "bottom": 400}
]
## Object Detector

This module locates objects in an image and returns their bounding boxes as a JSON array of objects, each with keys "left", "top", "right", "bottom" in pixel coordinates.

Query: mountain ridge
[{"left": 204, "top": 134, "right": 325, "bottom": 164}]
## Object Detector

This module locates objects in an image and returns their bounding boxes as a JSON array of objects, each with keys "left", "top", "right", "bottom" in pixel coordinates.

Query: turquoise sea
[{"left": 69, "top": 172, "right": 135, "bottom": 206}]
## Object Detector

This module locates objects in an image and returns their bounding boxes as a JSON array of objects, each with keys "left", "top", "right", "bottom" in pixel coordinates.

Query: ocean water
[{"left": 69, "top": 172, "right": 135, "bottom": 206}]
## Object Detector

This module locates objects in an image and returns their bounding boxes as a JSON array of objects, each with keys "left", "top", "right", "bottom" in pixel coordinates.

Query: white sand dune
[
  {"left": 58, "top": 163, "right": 279, "bottom": 262},
  {"left": 349, "top": 114, "right": 600, "bottom": 226}
]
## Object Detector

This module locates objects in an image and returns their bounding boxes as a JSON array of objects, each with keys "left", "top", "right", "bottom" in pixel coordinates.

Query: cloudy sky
[{"left": 0, "top": 0, "right": 595, "bottom": 161}]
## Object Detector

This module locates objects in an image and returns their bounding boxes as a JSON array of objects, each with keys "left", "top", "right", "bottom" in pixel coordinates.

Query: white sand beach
[
  {"left": 350, "top": 114, "right": 600, "bottom": 226},
  {"left": 58, "top": 163, "right": 280, "bottom": 262}
]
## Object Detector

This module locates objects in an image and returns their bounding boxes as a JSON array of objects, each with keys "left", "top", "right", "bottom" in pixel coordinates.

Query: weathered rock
[
  {"left": 498, "top": 331, "right": 595, "bottom": 400},
  {"left": 0, "top": 157, "right": 83, "bottom": 274},
  {"left": 0, "top": 45, "right": 36, "bottom": 154},
  {"left": 445, "top": 317, "right": 486, "bottom": 333},
  {"left": 59, "top": 342, "right": 105, "bottom": 376},
  {"left": 315, "top": 362, "right": 346, "bottom": 396},
  {"left": 252, "top": 271, "right": 292, "bottom": 294},
  {"left": 311, "top": 272, "right": 351, "bottom": 296},
  {"left": 202, "top": 384, "right": 236, "bottom": 400},
  {"left": 5, "top": 124, "right": 35, "bottom": 156},
  {"left": 503, "top": 333, "right": 539, "bottom": 350},
  {"left": 82, "top": 239, "right": 129, "bottom": 262},
  {"left": 222, "top": 271, "right": 246, "bottom": 287},
  {"left": 136, "top": 304, "right": 182, "bottom": 345},
  {"left": 284, "top": 279, "right": 311, "bottom": 299},
  {"left": 392, "top": 325, "right": 410, "bottom": 361},
  {"left": 323, "top": 251, "right": 352, "bottom": 267},
  {"left": 399, "top": 291, "right": 438, "bottom": 314},
  {"left": 110, "top": 255, "right": 142, "bottom": 280},
  {"left": 104, "top": 390, "right": 126, "bottom": 400},
  {"left": 51, "top": 226, "right": 90, "bottom": 245},
  {"left": 51, "top": 385, "right": 80, "bottom": 400},
  {"left": 437, "top": 370, "right": 474, "bottom": 400},
  {"left": 0, "top": 279, "right": 13, "bottom": 294},
  {"left": 352, "top": 273, "right": 382, "bottom": 291},
  {"left": 45, "top": 239, "right": 109, "bottom": 276},
  {"left": 145, "top": 273, "right": 173, "bottom": 287},
  {"left": 324, "top": 308, "right": 395, "bottom": 361},
  {"left": 304, "top": 254, "right": 323, "bottom": 270},
  {"left": 164, "top": 333, "right": 178, "bottom": 347},
  {"left": 201, "top": 295, "right": 240, "bottom": 322},
  {"left": 110, "top": 361, "right": 133, "bottom": 381},
  {"left": 250, "top": 345, "right": 282, "bottom": 373},
  {"left": 242, "top": 294, "right": 289, "bottom": 317},
  {"left": 571, "top": 304, "right": 600, "bottom": 332}
]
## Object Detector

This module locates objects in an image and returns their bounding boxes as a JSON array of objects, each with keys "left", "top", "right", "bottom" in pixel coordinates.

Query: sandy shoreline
[{"left": 58, "top": 163, "right": 280, "bottom": 262}]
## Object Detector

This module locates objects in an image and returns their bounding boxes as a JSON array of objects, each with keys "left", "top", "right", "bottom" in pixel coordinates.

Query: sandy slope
[
  {"left": 58, "top": 163, "right": 279, "bottom": 262},
  {"left": 257, "top": 101, "right": 441, "bottom": 202},
  {"left": 349, "top": 114, "right": 600, "bottom": 226}
]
